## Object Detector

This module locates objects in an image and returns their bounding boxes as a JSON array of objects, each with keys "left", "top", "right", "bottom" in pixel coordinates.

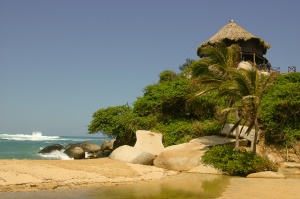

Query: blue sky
[{"left": 1, "top": 0, "right": 299, "bottom": 136}]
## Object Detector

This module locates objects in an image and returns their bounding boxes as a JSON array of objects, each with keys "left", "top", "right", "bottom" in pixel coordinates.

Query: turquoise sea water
[{"left": 0, "top": 132, "right": 111, "bottom": 160}]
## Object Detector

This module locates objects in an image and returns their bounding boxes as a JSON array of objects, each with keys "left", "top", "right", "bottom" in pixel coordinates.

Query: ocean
[{"left": 0, "top": 132, "right": 111, "bottom": 160}]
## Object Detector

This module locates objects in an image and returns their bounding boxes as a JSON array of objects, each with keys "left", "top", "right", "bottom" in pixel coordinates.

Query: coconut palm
[
  {"left": 190, "top": 42, "right": 242, "bottom": 149},
  {"left": 222, "top": 67, "right": 277, "bottom": 154}
]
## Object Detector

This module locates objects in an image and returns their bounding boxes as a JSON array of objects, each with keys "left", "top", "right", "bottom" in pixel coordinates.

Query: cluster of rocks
[
  {"left": 109, "top": 129, "right": 293, "bottom": 178},
  {"left": 109, "top": 130, "right": 237, "bottom": 174},
  {"left": 39, "top": 126, "right": 298, "bottom": 178},
  {"left": 38, "top": 140, "right": 115, "bottom": 159}
]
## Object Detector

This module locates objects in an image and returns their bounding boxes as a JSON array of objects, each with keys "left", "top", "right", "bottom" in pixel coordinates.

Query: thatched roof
[{"left": 197, "top": 20, "right": 271, "bottom": 56}]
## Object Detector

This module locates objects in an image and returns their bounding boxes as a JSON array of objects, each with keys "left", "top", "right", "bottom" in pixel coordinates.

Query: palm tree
[
  {"left": 190, "top": 42, "right": 242, "bottom": 149},
  {"left": 222, "top": 67, "right": 277, "bottom": 154},
  {"left": 190, "top": 42, "right": 277, "bottom": 153}
]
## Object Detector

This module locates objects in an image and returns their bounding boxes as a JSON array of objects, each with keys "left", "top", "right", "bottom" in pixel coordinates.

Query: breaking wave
[
  {"left": 0, "top": 131, "right": 60, "bottom": 141},
  {"left": 37, "top": 149, "right": 74, "bottom": 160}
]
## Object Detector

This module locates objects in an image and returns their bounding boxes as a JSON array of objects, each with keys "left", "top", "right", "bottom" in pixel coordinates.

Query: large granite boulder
[
  {"left": 77, "top": 141, "right": 101, "bottom": 152},
  {"left": 153, "top": 141, "right": 207, "bottom": 171},
  {"left": 134, "top": 130, "right": 164, "bottom": 156},
  {"left": 247, "top": 171, "right": 286, "bottom": 178},
  {"left": 64, "top": 141, "right": 102, "bottom": 159},
  {"left": 38, "top": 144, "right": 65, "bottom": 154},
  {"left": 109, "top": 145, "right": 156, "bottom": 165},
  {"left": 97, "top": 139, "right": 115, "bottom": 157},
  {"left": 64, "top": 146, "right": 85, "bottom": 159}
]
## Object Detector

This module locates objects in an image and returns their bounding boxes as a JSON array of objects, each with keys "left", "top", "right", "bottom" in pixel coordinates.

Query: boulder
[
  {"left": 77, "top": 141, "right": 101, "bottom": 152},
  {"left": 64, "top": 146, "right": 85, "bottom": 159},
  {"left": 188, "top": 164, "right": 223, "bottom": 175},
  {"left": 153, "top": 141, "right": 207, "bottom": 171},
  {"left": 38, "top": 144, "right": 64, "bottom": 154},
  {"left": 109, "top": 145, "right": 156, "bottom": 165},
  {"left": 134, "top": 130, "right": 164, "bottom": 155},
  {"left": 101, "top": 140, "right": 114, "bottom": 151},
  {"left": 247, "top": 171, "right": 286, "bottom": 178}
]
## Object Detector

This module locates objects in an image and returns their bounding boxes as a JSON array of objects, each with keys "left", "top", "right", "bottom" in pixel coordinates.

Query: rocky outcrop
[
  {"left": 153, "top": 141, "right": 207, "bottom": 171},
  {"left": 247, "top": 171, "right": 286, "bottom": 178},
  {"left": 134, "top": 130, "right": 164, "bottom": 156},
  {"left": 109, "top": 145, "right": 156, "bottom": 165},
  {"left": 64, "top": 146, "right": 85, "bottom": 159},
  {"left": 38, "top": 144, "right": 64, "bottom": 154},
  {"left": 97, "top": 139, "right": 115, "bottom": 157},
  {"left": 63, "top": 140, "right": 115, "bottom": 159},
  {"left": 77, "top": 141, "right": 101, "bottom": 152}
]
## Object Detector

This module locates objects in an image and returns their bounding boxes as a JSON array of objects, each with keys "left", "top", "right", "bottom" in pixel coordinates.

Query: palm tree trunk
[
  {"left": 252, "top": 117, "right": 259, "bottom": 154},
  {"left": 235, "top": 107, "right": 239, "bottom": 149}
]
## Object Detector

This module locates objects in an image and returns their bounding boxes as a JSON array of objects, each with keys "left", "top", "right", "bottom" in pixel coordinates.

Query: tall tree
[
  {"left": 222, "top": 67, "right": 277, "bottom": 154},
  {"left": 190, "top": 42, "right": 242, "bottom": 149}
]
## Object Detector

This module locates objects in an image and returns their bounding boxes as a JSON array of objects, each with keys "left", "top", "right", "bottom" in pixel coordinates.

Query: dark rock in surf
[{"left": 38, "top": 144, "right": 65, "bottom": 154}]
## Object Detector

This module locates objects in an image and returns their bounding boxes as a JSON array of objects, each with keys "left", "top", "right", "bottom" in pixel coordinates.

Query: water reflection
[{"left": 1, "top": 173, "right": 231, "bottom": 199}]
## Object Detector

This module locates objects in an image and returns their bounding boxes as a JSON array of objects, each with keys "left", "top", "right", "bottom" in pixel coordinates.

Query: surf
[{"left": 0, "top": 131, "right": 60, "bottom": 141}]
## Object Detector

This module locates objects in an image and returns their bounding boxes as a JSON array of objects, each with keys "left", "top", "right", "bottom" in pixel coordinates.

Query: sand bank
[{"left": 0, "top": 158, "right": 178, "bottom": 193}]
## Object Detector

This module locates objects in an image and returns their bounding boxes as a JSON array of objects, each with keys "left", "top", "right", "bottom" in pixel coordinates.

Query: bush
[
  {"left": 153, "top": 120, "right": 194, "bottom": 147},
  {"left": 202, "top": 145, "right": 278, "bottom": 176},
  {"left": 153, "top": 119, "right": 222, "bottom": 147},
  {"left": 259, "top": 73, "right": 300, "bottom": 145}
]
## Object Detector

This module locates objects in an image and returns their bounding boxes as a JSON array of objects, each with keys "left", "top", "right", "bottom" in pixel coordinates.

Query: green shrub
[
  {"left": 259, "top": 73, "right": 300, "bottom": 145},
  {"left": 153, "top": 120, "right": 194, "bottom": 147},
  {"left": 153, "top": 119, "right": 222, "bottom": 147},
  {"left": 202, "top": 145, "right": 278, "bottom": 176},
  {"left": 192, "top": 120, "right": 222, "bottom": 137}
]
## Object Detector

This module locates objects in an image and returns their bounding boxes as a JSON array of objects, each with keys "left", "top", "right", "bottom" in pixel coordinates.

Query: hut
[{"left": 197, "top": 20, "right": 271, "bottom": 71}]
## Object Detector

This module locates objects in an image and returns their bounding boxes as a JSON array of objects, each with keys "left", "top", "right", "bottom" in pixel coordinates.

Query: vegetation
[
  {"left": 190, "top": 43, "right": 243, "bottom": 149},
  {"left": 259, "top": 72, "right": 300, "bottom": 146},
  {"left": 190, "top": 43, "right": 277, "bottom": 154},
  {"left": 88, "top": 42, "right": 300, "bottom": 152},
  {"left": 202, "top": 145, "right": 278, "bottom": 176}
]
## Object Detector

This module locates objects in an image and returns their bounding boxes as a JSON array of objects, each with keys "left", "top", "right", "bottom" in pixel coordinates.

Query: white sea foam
[
  {"left": 0, "top": 131, "right": 60, "bottom": 141},
  {"left": 38, "top": 150, "right": 74, "bottom": 160}
]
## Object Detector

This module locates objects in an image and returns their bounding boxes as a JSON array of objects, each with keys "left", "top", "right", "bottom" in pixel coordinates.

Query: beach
[
  {"left": 0, "top": 158, "right": 179, "bottom": 193},
  {"left": 1, "top": 158, "right": 300, "bottom": 198}
]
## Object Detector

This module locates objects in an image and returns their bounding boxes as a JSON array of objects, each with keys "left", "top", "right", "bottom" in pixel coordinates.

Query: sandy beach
[
  {"left": 0, "top": 158, "right": 178, "bottom": 193},
  {"left": 1, "top": 158, "right": 300, "bottom": 199}
]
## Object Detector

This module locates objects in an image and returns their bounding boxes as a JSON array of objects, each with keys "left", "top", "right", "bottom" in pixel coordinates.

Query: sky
[{"left": 1, "top": 0, "right": 300, "bottom": 136}]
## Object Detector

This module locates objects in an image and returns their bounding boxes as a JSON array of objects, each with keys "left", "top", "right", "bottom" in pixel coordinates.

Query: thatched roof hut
[{"left": 197, "top": 20, "right": 270, "bottom": 65}]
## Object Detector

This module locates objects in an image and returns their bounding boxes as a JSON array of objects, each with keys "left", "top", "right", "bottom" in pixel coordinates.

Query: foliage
[
  {"left": 158, "top": 70, "right": 178, "bottom": 83},
  {"left": 259, "top": 72, "right": 300, "bottom": 145},
  {"left": 133, "top": 72, "right": 192, "bottom": 117},
  {"left": 87, "top": 104, "right": 132, "bottom": 136},
  {"left": 152, "top": 119, "right": 222, "bottom": 147},
  {"left": 202, "top": 145, "right": 278, "bottom": 176},
  {"left": 153, "top": 120, "right": 195, "bottom": 146}
]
